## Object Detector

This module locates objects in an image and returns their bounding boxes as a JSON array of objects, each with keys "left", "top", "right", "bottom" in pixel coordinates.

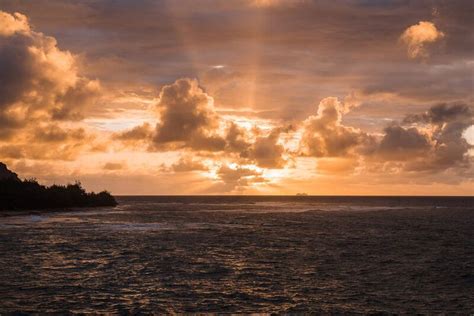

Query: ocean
[{"left": 0, "top": 196, "right": 473, "bottom": 313}]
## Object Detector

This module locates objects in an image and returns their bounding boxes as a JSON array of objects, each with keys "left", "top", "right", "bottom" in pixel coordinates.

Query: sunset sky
[{"left": 0, "top": 0, "right": 472, "bottom": 195}]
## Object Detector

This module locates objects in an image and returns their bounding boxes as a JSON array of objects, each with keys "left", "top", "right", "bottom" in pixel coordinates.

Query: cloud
[
  {"left": 402, "top": 103, "right": 473, "bottom": 171},
  {"left": 51, "top": 80, "right": 101, "bottom": 120},
  {"left": 250, "top": 0, "right": 305, "bottom": 8},
  {"left": 0, "top": 10, "right": 100, "bottom": 138},
  {"left": 0, "top": 122, "right": 98, "bottom": 161},
  {"left": 0, "top": 3, "right": 471, "bottom": 194},
  {"left": 377, "top": 125, "right": 432, "bottom": 160},
  {"left": 316, "top": 157, "right": 360, "bottom": 175},
  {"left": 151, "top": 78, "right": 227, "bottom": 151},
  {"left": 170, "top": 156, "right": 209, "bottom": 172},
  {"left": 299, "top": 97, "right": 372, "bottom": 157},
  {"left": 0, "top": 11, "right": 29, "bottom": 36},
  {"left": 299, "top": 97, "right": 472, "bottom": 176},
  {"left": 400, "top": 21, "right": 445, "bottom": 59},
  {"left": 103, "top": 162, "right": 124, "bottom": 171},
  {"left": 223, "top": 122, "right": 252, "bottom": 153},
  {"left": 248, "top": 127, "right": 288, "bottom": 168},
  {"left": 116, "top": 77, "right": 292, "bottom": 169},
  {"left": 0, "top": 145, "right": 24, "bottom": 159},
  {"left": 113, "top": 122, "right": 154, "bottom": 148},
  {"left": 369, "top": 103, "right": 473, "bottom": 174},
  {"left": 113, "top": 78, "right": 228, "bottom": 152},
  {"left": 404, "top": 103, "right": 472, "bottom": 125},
  {"left": 214, "top": 164, "right": 266, "bottom": 192},
  {"left": 0, "top": 141, "right": 91, "bottom": 161},
  {"left": 32, "top": 124, "right": 87, "bottom": 143},
  {"left": 113, "top": 78, "right": 472, "bottom": 188}
]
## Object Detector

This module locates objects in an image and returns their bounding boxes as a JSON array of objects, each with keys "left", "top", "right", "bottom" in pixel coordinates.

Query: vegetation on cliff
[{"left": 0, "top": 163, "right": 117, "bottom": 211}]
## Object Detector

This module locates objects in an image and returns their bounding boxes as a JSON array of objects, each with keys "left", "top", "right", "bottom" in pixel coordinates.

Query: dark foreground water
[{"left": 0, "top": 196, "right": 473, "bottom": 314}]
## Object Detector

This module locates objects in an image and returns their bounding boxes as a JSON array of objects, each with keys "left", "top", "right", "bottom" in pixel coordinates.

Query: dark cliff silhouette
[
  {"left": 0, "top": 162, "right": 117, "bottom": 211},
  {"left": 0, "top": 162, "right": 20, "bottom": 181}
]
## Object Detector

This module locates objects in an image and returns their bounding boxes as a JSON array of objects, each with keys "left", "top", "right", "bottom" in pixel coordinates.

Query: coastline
[{"left": 0, "top": 205, "right": 116, "bottom": 217}]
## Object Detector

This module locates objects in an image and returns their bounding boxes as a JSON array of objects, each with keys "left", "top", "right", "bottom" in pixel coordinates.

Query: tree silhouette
[{"left": 0, "top": 163, "right": 117, "bottom": 211}]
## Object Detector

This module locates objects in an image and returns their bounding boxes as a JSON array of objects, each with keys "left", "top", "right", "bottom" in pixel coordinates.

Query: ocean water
[{"left": 0, "top": 196, "right": 473, "bottom": 313}]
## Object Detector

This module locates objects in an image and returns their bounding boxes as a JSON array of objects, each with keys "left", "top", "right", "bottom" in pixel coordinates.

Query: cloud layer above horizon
[{"left": 0, "top": 1, "right": 472, "bottom": 195}]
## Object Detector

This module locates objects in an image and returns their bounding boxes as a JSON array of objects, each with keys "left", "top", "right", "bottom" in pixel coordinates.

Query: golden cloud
[
  {"left": 0, "top": 10, "right": 101, "bottom": 138},
  {"left": 400, "top": 21, "right": 445, "bottom": 59},
  {"left": 0, "top": 11, "right": 29, "bottom": 36},
  {"left": 116, "top": 78, "right": 290, "bottom": 169},
  {"left": 299, "top": 97, "right": 372, "bottom": 157},
  {"left": 213, "top": 164, "right": 267, "bottom": 192}
]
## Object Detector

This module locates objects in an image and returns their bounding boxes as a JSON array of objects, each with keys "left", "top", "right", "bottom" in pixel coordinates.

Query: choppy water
[{"left": 0, "top": 196, "right": 473, "bottom": 314}]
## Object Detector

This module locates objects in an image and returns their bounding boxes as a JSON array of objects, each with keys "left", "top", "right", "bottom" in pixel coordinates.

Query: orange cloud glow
[{"left": 0, "top": 3, "right": 472, "bottom": 195}]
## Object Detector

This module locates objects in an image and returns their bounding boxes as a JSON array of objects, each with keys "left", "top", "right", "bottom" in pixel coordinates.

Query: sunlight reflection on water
[{"left": 0, "top": 197, "right": 473, "bottom": 313}]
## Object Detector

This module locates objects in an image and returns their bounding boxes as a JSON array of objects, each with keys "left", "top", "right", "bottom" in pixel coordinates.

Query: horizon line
[{"left": 113, "top": 194, "right": 474, "bottom": 198}]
